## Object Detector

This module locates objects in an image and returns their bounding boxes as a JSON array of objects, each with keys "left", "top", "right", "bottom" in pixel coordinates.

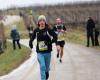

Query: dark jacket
[
  {"left": 53, "top": 24, "right": 66, "bottom": 41},
  {"left": 87, "top": 18, "right": 95, "bottom": 34},
  {"left": 11, "top": 29, "right": 20, "bottom": 40},
  {"left": 53, "top": 24, "right": 66, "bottom": 32},
  {"left": 29, "top": 27, "right": 57, "bottom": 53}
]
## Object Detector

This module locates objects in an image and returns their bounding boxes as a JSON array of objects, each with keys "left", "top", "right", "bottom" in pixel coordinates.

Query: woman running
[{"left": 29, "top": 15, "right": 57, "bottom": 80}]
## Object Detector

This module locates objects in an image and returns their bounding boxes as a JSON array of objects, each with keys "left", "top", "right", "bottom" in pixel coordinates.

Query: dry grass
[{"left": 4, "top": 19, "right": 29, "bottom": 39}]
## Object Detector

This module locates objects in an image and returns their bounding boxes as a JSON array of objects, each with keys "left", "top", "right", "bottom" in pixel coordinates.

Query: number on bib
[{"left": 39, "top": 41, "right": 48, "bottom": 51}]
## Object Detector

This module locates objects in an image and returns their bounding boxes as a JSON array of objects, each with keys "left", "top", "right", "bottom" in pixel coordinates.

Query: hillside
[
  {"left": 32, "top": 2, "right": 100, "bottom": 25},
  {"left": 2, "top": 1, "right": 100, "bottom": 26}
]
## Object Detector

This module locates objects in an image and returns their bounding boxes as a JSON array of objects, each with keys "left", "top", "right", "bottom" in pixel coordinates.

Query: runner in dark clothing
[
  {"left": 53, "top": 18, "right": 66, "bottom": 63},
  {"left": 29, "top": 15, "right": 57, "bottom": 80}
]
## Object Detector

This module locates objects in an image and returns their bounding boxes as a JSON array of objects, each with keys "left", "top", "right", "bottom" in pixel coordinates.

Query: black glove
[{"left": 52, "top": 39, "right": 57, "bottom": 44}]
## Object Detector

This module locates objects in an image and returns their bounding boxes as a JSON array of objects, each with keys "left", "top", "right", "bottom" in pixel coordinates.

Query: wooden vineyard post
[
  {"left": 0, "top": 15, "right": 6, "bottom": 54},
  {"left": 20, "top": 11, "right": 36, "bottom": 31}
]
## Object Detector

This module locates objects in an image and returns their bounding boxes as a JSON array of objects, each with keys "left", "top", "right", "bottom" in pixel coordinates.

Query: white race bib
[{"left": 39, "top": 41, "right": 48, "bottom": 51}]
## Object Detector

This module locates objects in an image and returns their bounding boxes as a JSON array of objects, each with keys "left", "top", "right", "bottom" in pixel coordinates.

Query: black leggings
[{"left": 13, "top": 40, "right": 21, "bottom": 49}]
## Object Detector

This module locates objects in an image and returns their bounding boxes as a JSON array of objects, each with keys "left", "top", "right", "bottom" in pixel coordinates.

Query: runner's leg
[
  {"left": 56, "top": 45, "right": 60, "bottom": 58},
  {"left": 59, "top": 41, "right": 65, "bottom": 63},
  {"left": 44, "top": 53, "right": 51, "bottom": 80},
  {"left": 37, "top": 53, "right": 46, "bottom": 80}
]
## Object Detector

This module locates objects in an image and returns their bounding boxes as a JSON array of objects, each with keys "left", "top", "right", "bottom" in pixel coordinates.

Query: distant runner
[
  {"left": 53, "top": 18, "right": 66, "bottom": 63},
  {"left": 29, "top": 15, "right": 57, "bottom": 80}
]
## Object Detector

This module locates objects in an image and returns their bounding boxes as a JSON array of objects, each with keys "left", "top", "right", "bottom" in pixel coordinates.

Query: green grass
[
  {"left": 0, "top": 42, "right": 31, "bottom": 76},
  {"left": 65, "top": 29, "right": 86, "bottom": 45},
  {"left": 0, "top": 18, "right": 31, "bottom": 76},
  {"left": 65, "top": 28, "right": 100, "bottom": 48}
]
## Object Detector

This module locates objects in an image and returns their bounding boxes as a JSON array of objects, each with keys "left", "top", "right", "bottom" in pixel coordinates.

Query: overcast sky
[{"left": 0, "top": 0, "right": 98, "bottom": 10}]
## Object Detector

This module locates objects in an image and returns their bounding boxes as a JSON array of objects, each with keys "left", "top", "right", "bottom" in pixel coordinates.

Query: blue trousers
[{"left": 37, "top": 53, "right": 51, "bottom": 80}]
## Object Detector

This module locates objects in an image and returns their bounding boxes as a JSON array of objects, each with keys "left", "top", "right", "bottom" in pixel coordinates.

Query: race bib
[
  {"left": 58, "top": 32, "right": 65, "bottom": 41},
  {"left": 39, "top": 41, "right": 48, "bottom": 51}
]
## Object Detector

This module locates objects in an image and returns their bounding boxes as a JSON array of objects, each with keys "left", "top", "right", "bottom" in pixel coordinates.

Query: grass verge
[
  {"left": 0, "top": 41, "right": 31, "bottom": 76},
  {"left": 65, "top": 28, "right": 100, "bottom": 49}
]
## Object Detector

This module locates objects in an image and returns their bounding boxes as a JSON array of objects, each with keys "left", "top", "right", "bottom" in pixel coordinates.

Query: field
[
  {"left": 0, "top": 42, "right": 31, "bottom": 76},
  {"left": 65, "top": 27, "right": 100, "bottom": 49},
  {"left": 4, "top": 19, "right": 29, "bottom": 39}
]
